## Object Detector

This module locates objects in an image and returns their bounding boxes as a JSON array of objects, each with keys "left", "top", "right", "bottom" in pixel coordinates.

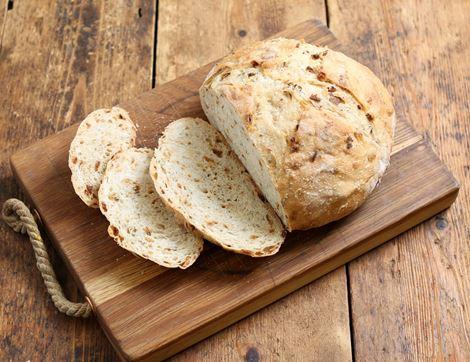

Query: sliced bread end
[
  {"left": 69, "top": 107, "right": 137, "bottom": 207},
  {"left": 151, "top": 117, "right": 285, "bottom": 257}
]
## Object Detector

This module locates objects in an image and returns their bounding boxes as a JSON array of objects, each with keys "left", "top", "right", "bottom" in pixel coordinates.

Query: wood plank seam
[
  {"left": 345, "top": 264, "right": 357, "bottom": 361},
  {"left": 0, "top": 0, "right": 8, "bottom": 51},
  {"left": 151, "top": 0, "right": 159, "bottom": 88},
  {"left": 319, "top": 4, "right": 358, "bottom": 359},
  {"left": 324, "top": 0, "right": 330, "bottom": 27}
]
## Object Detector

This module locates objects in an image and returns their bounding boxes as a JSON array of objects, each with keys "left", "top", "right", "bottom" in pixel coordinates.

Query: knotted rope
[{"left": 2, "top": 198, "right": 92, "bottom": 318}]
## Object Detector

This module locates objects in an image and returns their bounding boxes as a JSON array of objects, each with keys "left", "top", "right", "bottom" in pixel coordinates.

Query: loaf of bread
[
  {"left": 200, "top": 38, "right": 395, "bottom": 230},
  {"left": 69, "top": 107, "right": 136, "bottom": 207},
  {"left": 99, "top": 147, "right": 203, "bottom": 269},
  {"left": 150, "top": 118, "right": 285, "bottom": 257}
]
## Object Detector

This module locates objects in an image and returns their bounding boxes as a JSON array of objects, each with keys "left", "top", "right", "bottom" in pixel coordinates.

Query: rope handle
[{"left": 2, "top": 198, "right": 92, "bottom": 318}]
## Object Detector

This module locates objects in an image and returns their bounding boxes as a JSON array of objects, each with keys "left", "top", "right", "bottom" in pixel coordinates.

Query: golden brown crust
[
  {"left": 201, "top": 38, "right": 395, "bottom": 230},
  {"left": 321, "top": 49, "right": 395, "bottom": 152}
]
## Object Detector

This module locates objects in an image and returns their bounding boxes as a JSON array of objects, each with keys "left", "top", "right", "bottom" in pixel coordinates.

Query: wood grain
[
  {"left": 10, "top": 20, "right": 458, "bottom": 361},
  {"left": 0, "top": 1, "right": 7, "bottom": 48},
  {"left": 156, "top": 2, "right": 352, "bottom": 360},
  {"left": 0, "top": 0, "right": 155, "bottom": 360},
  {"left": 329, "top": 0, "right": 470, "bottom": 359},
  {"left": 1, "top": 1, "right": 467, "bottom": 361},
  {"left": 156, "top": 0, "right": 327, "bottom": 83}
]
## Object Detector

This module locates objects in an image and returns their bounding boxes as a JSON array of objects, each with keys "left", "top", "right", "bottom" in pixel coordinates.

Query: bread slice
[
  {"left": 98, "top": 147, "right": 203, "bottom": 269},
  {"left": 151, "top": 117, "right": 285, "bottom": 257},
  {"left": 69, "top": 107, "right": 137, "bottom": 207}
]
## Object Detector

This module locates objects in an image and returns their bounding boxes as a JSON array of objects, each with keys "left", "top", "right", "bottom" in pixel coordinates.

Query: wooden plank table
[{"left": 0, "top": 0, "right": 468, "bottom": 360}]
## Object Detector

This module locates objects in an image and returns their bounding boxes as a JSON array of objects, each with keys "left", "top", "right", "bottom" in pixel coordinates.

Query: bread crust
[{"left": 200, "top": 38, "right": 395, "bottom": 230}]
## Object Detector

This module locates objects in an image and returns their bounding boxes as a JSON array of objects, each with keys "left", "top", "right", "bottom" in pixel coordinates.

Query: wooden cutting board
[{"left": 10, "top": 19, "right": 459, "bottom": 361}]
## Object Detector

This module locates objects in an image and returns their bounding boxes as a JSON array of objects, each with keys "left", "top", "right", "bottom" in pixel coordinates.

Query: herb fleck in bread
[
  {"left": 151, "top": 118, "right": 285, "bottom": 257},
  {"left": 99, "top": 147, "right": 203, "bottom": 269},
  {"left": 200, "top": 37, "right": 395, "bottom": 230},
  {"left": 69, "top": 107, "right": 137, "bottom": 207}
]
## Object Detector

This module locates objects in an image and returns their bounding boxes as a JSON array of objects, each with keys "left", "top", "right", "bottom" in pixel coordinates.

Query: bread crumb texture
[
  {"left": 152, "top": 118, "right": 285, "bottom": 257},
  {"left": 69, "top": 107, "right": 137, "bottom": 207},
  {"left": 98, "top": 147, "right": 203, "bottom": 269}
]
